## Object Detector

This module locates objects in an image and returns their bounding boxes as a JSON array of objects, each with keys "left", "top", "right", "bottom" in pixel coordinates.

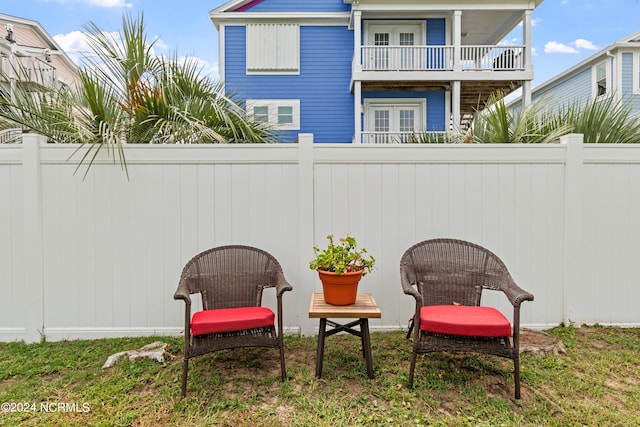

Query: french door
[
  {"left": 367, "top": 24, "right": 422, "bottom": 70},
  {"left": 365, "top": 102, "right": 424, "bottom": 143}
]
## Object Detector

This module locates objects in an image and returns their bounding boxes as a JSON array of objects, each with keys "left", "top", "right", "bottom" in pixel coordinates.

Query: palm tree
[
  {"left": 0, "top": 13, "right": 273, "bottom": 177},
  {"left": 551, "top": 95, "right": 640, "bottom": 143},
  {"left": 467, "top": 92, "right": 570, "bottom": 144}
]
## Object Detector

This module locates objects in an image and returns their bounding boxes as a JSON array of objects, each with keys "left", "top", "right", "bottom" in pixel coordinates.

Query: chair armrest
[
  {"left": 174, "top": 279, "right": 192, "bottom": 304},
  {"left": 274, "top": 272, "right": 293, "bottom": 298},
  {"left": 400, "top": 269, "right": 422, "bottom": 302},
  {"left": 502, "top": 279, "right": 534, "bottom": 307}
]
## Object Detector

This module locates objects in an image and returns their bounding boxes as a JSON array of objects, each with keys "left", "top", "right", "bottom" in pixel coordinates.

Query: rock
[
  {"left": 102, "top": 341, "right": 171, "bottom": 369},
  {"left": 519, "top": 329, "right": 566, "bottom": 356}
]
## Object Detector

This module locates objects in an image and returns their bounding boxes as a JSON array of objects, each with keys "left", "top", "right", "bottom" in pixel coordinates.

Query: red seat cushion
[
  {"left": 190, "top": 307, "right": 275, "bottom": 336},
  {"left": 420, "top": 305, "right": 512, "bottom": 337}
]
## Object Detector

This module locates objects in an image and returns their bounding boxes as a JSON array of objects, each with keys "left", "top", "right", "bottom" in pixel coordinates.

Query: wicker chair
[
  {"left": 400, "top": 239, "right": 534, "bottom": 399},
  {"left": 174, "top": 245, "right": 293, "bottom": 397}
]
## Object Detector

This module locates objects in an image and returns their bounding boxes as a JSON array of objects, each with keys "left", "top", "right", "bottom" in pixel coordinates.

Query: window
[
  {"left": 364, "top": 99, "right": 425, "bottom": 143},
  {"left": 246, "top": 23, "right": 299, "bottom": 74},
  {"left": 247, "top": 100, "right": 300, "bottom": 130},
  {"left": 594, "top": 60, "right": 609, "bottom": 98},
  {"left": 253, "top": 106, "right": 269, "bottom": 123}
]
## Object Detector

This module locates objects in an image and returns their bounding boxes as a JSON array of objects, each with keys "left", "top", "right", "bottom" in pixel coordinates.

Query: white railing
[
  {"left": 4, "top": 134, "right": 640, "bottom": 343},
  {"left": 461, "top": 45, "right": 524, "bottom": 71},
  {"left": 362, "top": 46, "right": 453, "bottom": 71},
  {"left": 0, "top": 128, "right": 20, "bottom": 143},
  {"left": 360, "top": 45, "right": 524, "bottom": 72},
  {"left": 360, "top": 131, "right": 450, "bottom": 144},
  {"left": 0, "top": 54, "right": 56, "bottom": 88}
]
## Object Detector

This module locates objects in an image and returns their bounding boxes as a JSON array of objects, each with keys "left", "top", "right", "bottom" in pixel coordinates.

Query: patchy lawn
[{"left": 1, "top": 326, "right": 639, "bottom": 426}]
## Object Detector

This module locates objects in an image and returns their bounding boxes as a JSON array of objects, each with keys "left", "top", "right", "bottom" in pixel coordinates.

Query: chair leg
[
  {"left": 408, "top": 351, "right": 418, "bottom": 389},
  {"left": 514, "top": 356, "right": 521, "bottom": 400},
  {"left": 279, "top": 338, "right": 287, "bottom": 381},
  {"left": 181, "top": 356, "right": 189, "bottom": 397}
]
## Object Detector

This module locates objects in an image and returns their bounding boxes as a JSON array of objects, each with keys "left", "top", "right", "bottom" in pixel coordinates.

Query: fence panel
[{"left": 3, "top": 135, "right": 640, "bottom": 342}]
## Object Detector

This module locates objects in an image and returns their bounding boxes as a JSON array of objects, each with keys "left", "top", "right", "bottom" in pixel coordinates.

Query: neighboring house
[
  {"left": 0, "top": 14, "right": 78, "bottom": 99},
  {"left": 210, "top": 0, "right": 541, "bottom": 143},
  {"left": 510, "top": 30, "right": 640, "bottom": 115}
]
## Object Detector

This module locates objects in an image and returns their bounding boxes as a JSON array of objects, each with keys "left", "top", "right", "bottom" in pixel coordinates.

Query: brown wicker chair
[
  {"left": 400, "top": 239, "right": 534, "bottom": 399},
  {"left": 174, "top": 245, "right": 293, "bottom": 397}
]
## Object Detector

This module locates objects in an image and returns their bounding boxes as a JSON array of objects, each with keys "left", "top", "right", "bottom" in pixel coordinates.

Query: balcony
[
  {"left": 359, "top": 131, "right": 455, "bottom": 144},
  {"left": 360, "top": 45, "right": 524, "bottom": 72},
  {"left": 1, "top": 54, "right": 57, "bottom": 90}
]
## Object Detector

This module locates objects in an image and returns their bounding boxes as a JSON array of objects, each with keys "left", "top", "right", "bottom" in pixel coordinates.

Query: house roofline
[
  {"left": 510, "top": 28, "right": 640, "bottom": 102},
  {"left": 0, "top": 13, "right": 78, "bottom": 73}
]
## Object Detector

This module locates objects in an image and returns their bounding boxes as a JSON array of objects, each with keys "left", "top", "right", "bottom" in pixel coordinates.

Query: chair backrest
[
  {"left": 179, "top": 245, "right": 284, "bottom": 310},
  {"left": 400, "top": 239, "right": 513, "bottom": 306}
]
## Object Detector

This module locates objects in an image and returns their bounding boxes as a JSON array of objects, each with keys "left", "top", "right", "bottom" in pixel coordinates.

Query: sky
[{"left": 1, "top": 0, "right": 639, "bottom": 88}]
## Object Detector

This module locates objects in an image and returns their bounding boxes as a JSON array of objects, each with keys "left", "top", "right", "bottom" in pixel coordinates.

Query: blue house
[
  {"left": 511, "top": 30, "right": 640, "bottom": 115},
  {"left": 210, "top": 0, "right": 541, "bottom": 143}
]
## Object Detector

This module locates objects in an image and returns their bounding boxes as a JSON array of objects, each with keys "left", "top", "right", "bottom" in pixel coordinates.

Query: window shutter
[{"left": 247, "top": 23, "right": 299, "bottom": 72}]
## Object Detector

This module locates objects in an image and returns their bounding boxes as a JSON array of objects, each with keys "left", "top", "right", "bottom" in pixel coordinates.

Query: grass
[{"left": 1, "top": 326, "right": 639, "bottom": 426}]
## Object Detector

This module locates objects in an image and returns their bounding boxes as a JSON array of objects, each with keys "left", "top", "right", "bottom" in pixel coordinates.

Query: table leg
[
  {"left": 360, "top": 319, "right": 375, "bottom": 379},
  {"left": 316, "top": 317, "right": 327, "bottom": 378}
]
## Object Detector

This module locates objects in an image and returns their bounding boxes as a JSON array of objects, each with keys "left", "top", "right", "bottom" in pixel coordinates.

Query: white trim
[
  {"left": 364, "top": 20, "right": 426, "bottom": 45},
  {"left": 634, "top": 51, "right": 640, "bottom": 95},
  {"left": 247, "top": 99, "right": 301, "bottom": 130},
  {"left": 592, "top": 59, "right": 612, "bottom": 100},
  {"left": 218, "top": 23, "right": 226, "bottom": 82},
  {"left": 364, "top": 98, "right": 427, "bottom": 126}
]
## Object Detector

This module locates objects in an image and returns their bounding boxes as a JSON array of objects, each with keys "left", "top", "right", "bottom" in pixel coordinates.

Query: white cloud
[
  {"left": 544, "top": 38, "right": 598, "bottom": 55},
  {"left": 54, "top": 30, "right": 220, "bottom": 79},
  {"left": 544, "top": 41, "right": 579, "bottom": 54},
  {"left": 573, "top": 38, "right": 598, "bottom": 50},
  {"left": 86, "top": 0, "right": 131, "bottom": 6},
  {"left": 52, "top": 0, "right": 132, "bottom": 7},
  {"left": 53, "top": 30, "right": 91, "bottom": 64}
]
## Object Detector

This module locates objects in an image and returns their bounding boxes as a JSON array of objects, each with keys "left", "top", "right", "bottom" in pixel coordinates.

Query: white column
[
  {"left": 353, "top": 11, "right": 363, "bottom": 143},
  {"left": 451, "top": 81, "right": 461, "bottom": 132},
  {"left": 22, "top": 133, "right": 47, "bottom": 343},
  {"left": 561, "top": 134, "right": 584, "bottom": 327},
  {"left": 354, "top": 82, "right": 362, "bottom": 143},
  {"left": 523, "top": 10, "right": 533, "bottom": 73},
  {"left": 452, "top": 10, "right": 462, "bottom": 72},
  {"left": 297, "top": 134, "right": 316, "bottom": 335}
]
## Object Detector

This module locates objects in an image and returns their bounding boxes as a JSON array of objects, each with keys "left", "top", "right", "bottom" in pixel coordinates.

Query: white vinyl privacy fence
[{"left": 2, "top": 133, "right": 640, "bottom": 343}]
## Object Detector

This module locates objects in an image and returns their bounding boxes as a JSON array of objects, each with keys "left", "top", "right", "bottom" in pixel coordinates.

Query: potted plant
[{"left": 309, "top": 234, "right": 375, "bottom": 305}]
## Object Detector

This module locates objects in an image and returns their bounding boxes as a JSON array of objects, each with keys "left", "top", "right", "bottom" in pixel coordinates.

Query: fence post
[
  {"left": 561, "top": 133, "right": 584, "bottom": 327},
  {"left": 22, "top": 133, "right": 47, "bottom": 343},
  {"left": 297, "top": 134, "right": 316, "bottom": 335}
]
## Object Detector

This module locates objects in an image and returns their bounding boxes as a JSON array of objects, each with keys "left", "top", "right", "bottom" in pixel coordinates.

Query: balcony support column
[
  {"left": 353, "top": 10, "right": 362, "bottom": 143},
  {"left": 523, "top": 10, "right": 533, "bottom": 74},
  {"left": 354, "top": 81, "right": 362, "bottom": 144},
  {"left": 451, "top": 80, "right": 461, "bottom": 133},
  {"left": 452, "top": 10, "right": 462, "bottom": 72}
]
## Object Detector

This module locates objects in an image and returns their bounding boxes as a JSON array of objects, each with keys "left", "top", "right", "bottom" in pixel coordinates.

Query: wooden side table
[{"left": 308, "top": 292, "right": 381, "bottom": 379}]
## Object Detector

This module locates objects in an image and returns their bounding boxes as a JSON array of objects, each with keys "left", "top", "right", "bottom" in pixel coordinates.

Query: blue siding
[
  {"left": 621, "top": 52, "right": 640, "bottom": 116},
  {"left": 225, "top": 25, "right": 354, "bottom": 143},
  {"left": 533, "top": 67, "right": 592, "bottom": 111},
  {"left": 243, "top": 0, "right": 350, "bottom": 12},
  {"left": 362, "top": 91, "right": 447, "bottom": 132},
  {"left": 426, "top": 19, "right": 446, "bottom": 46}
]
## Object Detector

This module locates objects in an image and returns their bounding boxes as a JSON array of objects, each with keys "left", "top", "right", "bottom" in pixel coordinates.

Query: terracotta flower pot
[{"left": 317, "top": 269, "right": 363, "bottom": 305}]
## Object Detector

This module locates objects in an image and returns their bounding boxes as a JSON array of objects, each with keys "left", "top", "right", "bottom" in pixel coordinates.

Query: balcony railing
[
  {"left": 360, "top": 131, "right": 457, "bottom": 144},
  {"left": 360, "top": 45, "right": 524, "bottom": 72},
  {"left": 1, "top": 54, "right": 56, "bottom": 88}
]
